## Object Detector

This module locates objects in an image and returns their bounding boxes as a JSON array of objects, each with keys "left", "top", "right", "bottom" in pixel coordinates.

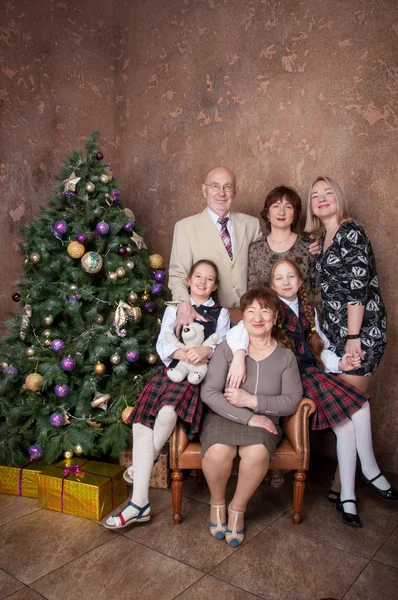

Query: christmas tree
[{"left": 0, "top": 132, "right": 166, "bottom": 466}]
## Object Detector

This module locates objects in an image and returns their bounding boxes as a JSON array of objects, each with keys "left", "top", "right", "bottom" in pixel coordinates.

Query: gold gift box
[
  {"left": 0, "top": 463, "right": 44, "bottom": 498},
  {"left": 38, "top": 459, "right": 127, "bottom": 521},
  {"left": 119, "top": 446, "right": 170, "bottom": 489}
]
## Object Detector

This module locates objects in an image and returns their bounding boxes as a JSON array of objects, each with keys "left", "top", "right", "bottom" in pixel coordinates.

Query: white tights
[
  {"left": 333, "top": 401, "right": 389, "bottom": 514},
  {"left": 120, "top": 406, "right": 177, "bottom": 521}
]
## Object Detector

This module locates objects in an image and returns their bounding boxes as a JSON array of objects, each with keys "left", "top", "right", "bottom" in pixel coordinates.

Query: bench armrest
[{"left": 281, "top": 397, "right": 316, "bottom": 469}]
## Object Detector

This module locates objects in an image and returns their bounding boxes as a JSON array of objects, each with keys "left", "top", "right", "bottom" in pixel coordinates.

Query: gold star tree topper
[{"left": 63, "top": 171, "right": 81, "bottom": 192}]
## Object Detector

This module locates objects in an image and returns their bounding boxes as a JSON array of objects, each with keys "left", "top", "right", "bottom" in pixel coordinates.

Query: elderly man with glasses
[{"left": 169, "top": 166, "right": 263, "bottom": 333}]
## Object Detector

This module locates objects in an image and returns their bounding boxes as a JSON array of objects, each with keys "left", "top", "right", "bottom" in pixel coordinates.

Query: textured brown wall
[{"left": 1, "top": 0, "right": 397, "bottom": 470}]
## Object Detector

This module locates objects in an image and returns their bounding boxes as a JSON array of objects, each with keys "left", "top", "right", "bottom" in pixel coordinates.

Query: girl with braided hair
[{"left": 226, "top": 259, "right": 397, "bottom": 527}]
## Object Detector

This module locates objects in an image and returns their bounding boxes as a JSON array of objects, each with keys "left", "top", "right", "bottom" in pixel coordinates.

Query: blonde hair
[{"left": 304, "top": 176, "right": 349, "bottom": 233}]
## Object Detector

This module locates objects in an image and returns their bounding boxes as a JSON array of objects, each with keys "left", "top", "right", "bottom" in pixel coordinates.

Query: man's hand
[
  {"left": 227, "top": 350, "right": 246, "bottom": 388},
  {"left": 308, "top": 239, "right": 321, "bottom": 255},
  {"left": 174, "top": 301, "right": 207, "bottom": 337},
  {"left": 224, "top": 387, "right": 257, "bottom": 410},
  {"left": 248, "top": 414, "right": 278, "bottom": 434},
  {"left": 184, "top": 346, "right": 212, "bottom": 365}
]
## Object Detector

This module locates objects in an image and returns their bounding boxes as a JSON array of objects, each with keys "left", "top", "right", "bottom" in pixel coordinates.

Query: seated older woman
[{"left": 200, "top": 287, "right": 303, "bottom": 547}]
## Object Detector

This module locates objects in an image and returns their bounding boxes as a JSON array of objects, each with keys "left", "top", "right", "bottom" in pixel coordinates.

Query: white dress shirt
[
  {"left": 206, "top": 207, "right": 235, "bottom": 256},
  {"left": 156, "top": 297, "right": 230, "bottom": 367},
  {"left": 226, "top": 297, "right": 341, "bottom": 373}
]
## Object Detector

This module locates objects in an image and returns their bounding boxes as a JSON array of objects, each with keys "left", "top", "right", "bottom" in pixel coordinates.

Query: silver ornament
[
  {"left": 43, "top": 315, "right": 54, "bottom": 326},
  {"left": 127, "top": 291, "right": 138, "bottom": 303},
  {"left": 110, "top": 353, "right": 121, "bottom": 365},
  {"left": 107, "top": 272, "right": 118, "bottom": 281},
  {"left": 95, "top": 314, "right": 105, "bottom": 325},
  {"left": 26, "top": 347, "right": 36, "bottom": 357},
  {"left": 116, "top": 267, "right": 126, "bottom": 278},
  {"left": 99, "top": 174, "right": 109, "bottom": 184},
  {"left": 85, "top": 182, "right": 95, "bottom": 193},
  {"left": 126, "top": 260, "right": 135, "bottom": 270},
  {"left": 43, "top": 329, "right": 52, "bottom": 338},
  {"left": 30, "top": 252, "right": 41, "bottom": 263}
]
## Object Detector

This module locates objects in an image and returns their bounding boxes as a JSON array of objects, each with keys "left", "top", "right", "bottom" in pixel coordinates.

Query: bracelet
[{"left": 347, "top": 334, "right": 360, "bottom": 340}]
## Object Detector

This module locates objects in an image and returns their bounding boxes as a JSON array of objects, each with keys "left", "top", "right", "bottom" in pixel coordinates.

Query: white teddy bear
[{"left": 165, "top": 322, "right": 219, "bottom": 385}]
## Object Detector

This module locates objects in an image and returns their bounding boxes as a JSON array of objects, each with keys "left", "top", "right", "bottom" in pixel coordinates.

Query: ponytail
[{"left": 298, "top": 286, "right": 324, "bottom": 369}]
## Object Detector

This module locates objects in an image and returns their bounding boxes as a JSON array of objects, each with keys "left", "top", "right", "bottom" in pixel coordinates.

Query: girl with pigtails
[{"left": 226, "top": 259, "right": 397, "bottom": 527}]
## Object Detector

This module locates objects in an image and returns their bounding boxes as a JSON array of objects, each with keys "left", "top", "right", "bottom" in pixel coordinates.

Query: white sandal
[
  {"left": 225, "top": 505, "right": 245, "bottom": 547},
  {"left": 209, "top": 503, "right": 227, "bottom": 540}
]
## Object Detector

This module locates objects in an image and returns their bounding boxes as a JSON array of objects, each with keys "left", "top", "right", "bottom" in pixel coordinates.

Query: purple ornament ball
[
  {"left": 60, "top": 356, "right": 76, "bottom": 372},
  {"left": 50, "top": 339, "right": 66, "bottom": 353},
  {"left": 110, "top": 189, "right": 120, "bottom": 204},
  {"left": 50, "top": 412, "right": 66, "bottom": 427},
  {"left": 151, "top": 283, "right": 163, "bottom": 295},
  {"left": 3, "top": 365, "right": 18, "bottom": 375},
  {"left": 118, "top": 246, "right": 127, "bottom": 255},
  {"left": 122, "top": 220, "right": 135, "bottom": 232},
  {"left": 54, "top": 384, "right": 69, "bottom": 398},
  {"left": 143, "top": 300, "right": 157, "bottom": 313},
  {"left": 29, "top": 444, "right": 43, "bottom": 461},
  {"left": 126, "top": 350, "right": 140, "bottom": 363},
  {"left": 96, "top": 151, "right": 104, "bottom": 160},
  {"left": 96, "top": 221, "right": 110, "bottom": 236},
  {"left": 53, "top": 220, "right": 68, "bottom": 237},
  {"left": 76, "top": 233, "right": 87, "bottom": 244},
  {"left": 153, "top": 270, "right": 166, "bottom": 283},
  {"left": 12, "top": 292, "right": 21, "bottom": 302}
]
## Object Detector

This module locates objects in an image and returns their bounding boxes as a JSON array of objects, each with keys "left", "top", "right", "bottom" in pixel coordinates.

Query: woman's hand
[
  {"left": 339, "top": 352, "right": 362, "bottom": 372},
  {"left": 345, "top": 338, "right": 365, "bottom": 361},
  {"left": 184, "top": 345, "right": 212, "bottom": 365},
  {"left": 227, "top": 350, "right": 246, "bottom": 388},
  {"left": 224, "top": 387, "right": 257, "bottom": 410},
  {"left": 248, "top": 414, "right": 278, "bottom": 435},
  {"left": 308, "top": 239, "right": 321, "bottom": 255}
]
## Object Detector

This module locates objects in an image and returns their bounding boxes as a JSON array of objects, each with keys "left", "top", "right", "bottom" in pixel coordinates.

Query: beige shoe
[
  {"left": 209, "top": 503, "right": 227, "bottom": 540},
  {"left": 225, "top": 505, "right": 245, "bottom": 547}
]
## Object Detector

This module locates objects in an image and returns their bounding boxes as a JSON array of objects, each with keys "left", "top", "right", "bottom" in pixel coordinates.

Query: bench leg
[
  {"left": 292, "top": 469, "right": 306, "bottom": 524},
  {"left": 171, "top": 469, "right": 183, "bottom": 524}
]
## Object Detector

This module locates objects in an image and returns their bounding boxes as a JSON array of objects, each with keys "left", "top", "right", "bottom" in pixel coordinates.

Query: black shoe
[
  {"left": 360, "top": 472, "right": 398, "bottom": 500},
  {"left": 327, "top": 482, "right": 340, "bottom": 504},
  {"left": 336, "top": 500, "right": 362, "bottom": 527}
]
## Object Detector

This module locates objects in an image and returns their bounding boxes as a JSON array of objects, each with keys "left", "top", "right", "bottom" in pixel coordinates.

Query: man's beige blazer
[{"left": 168, "top": 209, "right": 263, "bottom": 308}]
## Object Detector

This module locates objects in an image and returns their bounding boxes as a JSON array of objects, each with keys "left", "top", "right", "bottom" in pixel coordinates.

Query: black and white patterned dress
[{"left": 316, "top": 220, "right": 387, "bottom": 376}]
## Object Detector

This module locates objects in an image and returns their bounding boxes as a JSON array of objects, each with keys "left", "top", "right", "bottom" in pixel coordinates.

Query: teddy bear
[{"left": 164, "top": 322, "right": 219, "bottom": 385}]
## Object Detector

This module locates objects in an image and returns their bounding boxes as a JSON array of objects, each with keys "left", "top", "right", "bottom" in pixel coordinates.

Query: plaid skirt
[
  {"left": 128, "top": 366, "right": 202, "bottom": 440},
  {"left": 303, "top": 366, "right": 369, "bottom": 431}
]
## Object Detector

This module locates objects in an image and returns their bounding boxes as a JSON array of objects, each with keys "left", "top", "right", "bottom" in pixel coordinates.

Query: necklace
[
  {"left": 268, "top": 231, "right": 294, "bottom": 246},
  {"left": 249, "top": 340, "right": 275, "bottom": 352}
]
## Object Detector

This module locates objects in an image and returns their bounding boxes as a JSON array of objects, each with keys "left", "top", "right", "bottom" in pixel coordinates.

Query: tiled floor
[{"left": 0, "top": 459, "right": 397, "bottom": 600}]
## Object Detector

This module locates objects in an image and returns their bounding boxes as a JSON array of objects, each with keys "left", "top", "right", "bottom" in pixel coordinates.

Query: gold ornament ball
[
  {"left": 85, "top": 182, "right": 95, "bottom": 193},
  {"left": 99, "top": 173, "right": 110, "bottom": 184},
  {"left": 81, "top": 251, "right": 103, "bottom": 274},
  {"left": 43, "top": 329, "right": 52, "bottom": 338},
  {"left": 64, "top": 450, "right": 74, "bottom": 460},
  {"left": 116, "top": 267, "right": 126, "bottom": 278},
  {"left": 95, "top": 314, "right": 105, "bottom": 325},
  {"left": 147, "top": 353, "right": 158, "bottom": 365},
  {"left": 26, "top": 347, "right": 36, "bottom": 357},
  {"left": 25, "top": 373, "right": 43, "bottom": 391},
  {"left": 126, "top": 260, "right": 135, "bottom": 270},
  {"left": 43, "top": 315, "right": 54, "bottom": 326},
  {"left": 67, "top": 241, "right": 85, "bottom": 259},
  {"left": 149, "top": 254, "right": 164, "bottom": 269},
  {"left": 30, "top": 252, "right": 41, "bottom": 264},
  {"left": 74, "top": 444, "right": 84, "bottom": 455},
  {"left": 110, "top": 353, "right": 121, "bottom": 365},
  {"left": 132, "top": 374, "right": 142, "bottom": 382},
  {"left": 122, "top": 406, "right": 134, "bottom": 424},
  {"left": 141, "top": 291, "right": 150, "bottom": 302},
  {"left": 43, "top": 339, "right": 52, "bottom": 347},
  {"left": 0, "top": 361, "right": 9, "bottom": 370},
  {"left": 107, "top": 271, "right": 118, "bottom": 281},
  {"left": 127, "top": 291, "right": 138, "bottom": 303},
  {"left": 70, "top": 284, "right": 78, "bottom": 291},
  {"left": 123, "top": 208, "right": 135, "bottom": 220},
  {"left": 125, "top": 245, "right": 132, "bottom": 254},
  {"left": 94, "top": 362, "right": 106, "bottom": 375}
]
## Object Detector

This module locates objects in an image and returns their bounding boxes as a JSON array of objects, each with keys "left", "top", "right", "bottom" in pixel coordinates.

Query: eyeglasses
[{"left": 204, "top": 183, "right": 235, "bottom": 193}]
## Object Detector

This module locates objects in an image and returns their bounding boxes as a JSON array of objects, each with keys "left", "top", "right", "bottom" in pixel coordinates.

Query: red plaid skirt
[
  {"left": 302, "top": 366, "right": 369, "bottom": 431},
  {"left": 128, "top": 366, "right": 202, "bottom": 440}
]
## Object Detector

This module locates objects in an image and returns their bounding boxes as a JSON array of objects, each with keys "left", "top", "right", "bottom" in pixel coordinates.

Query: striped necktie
[{"left": 217, "top": 216, "right": 233, "bottom": 260}]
